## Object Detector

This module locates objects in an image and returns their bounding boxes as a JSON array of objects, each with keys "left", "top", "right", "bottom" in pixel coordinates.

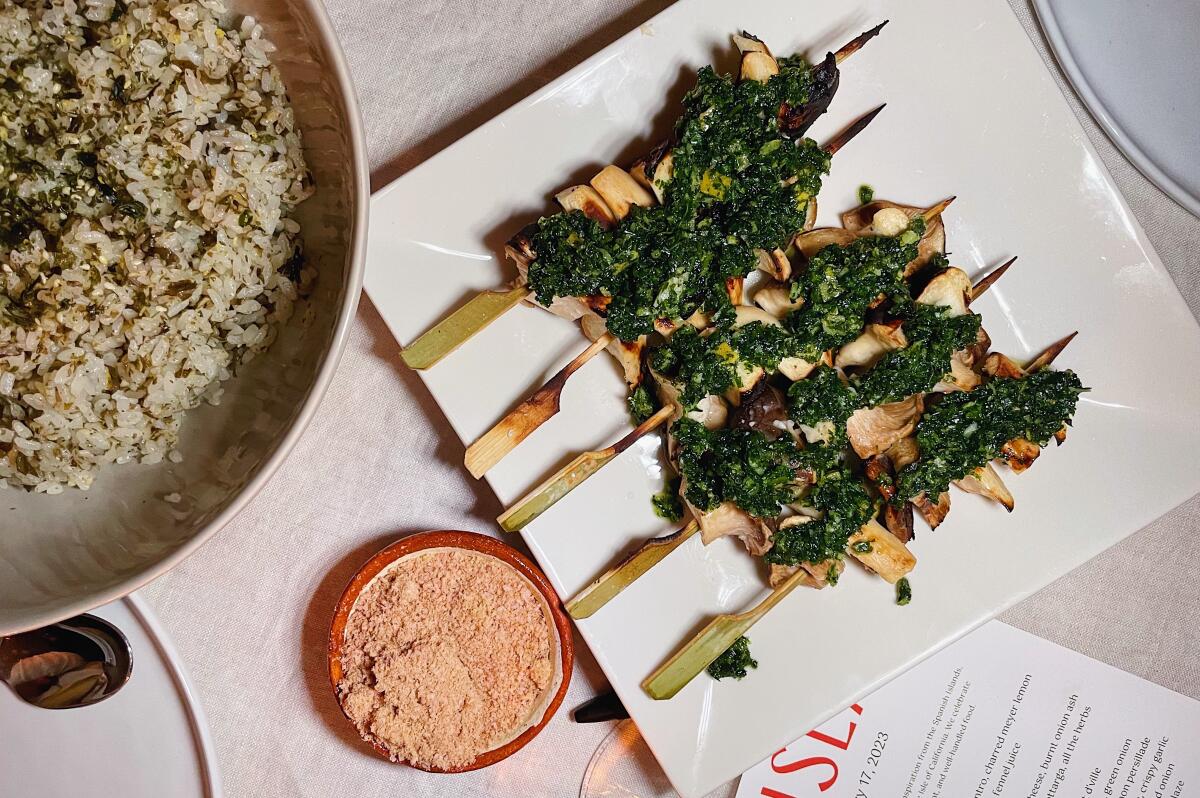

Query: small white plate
[
  {"left": 0, "top": 594, "right": 221, "bottom": 797},
  {"left": 1034, "top": 0, "right": 1200, "bottom": 218},
  {"left": 364, "top": 0, "right": 1200, "bottom": 794}
]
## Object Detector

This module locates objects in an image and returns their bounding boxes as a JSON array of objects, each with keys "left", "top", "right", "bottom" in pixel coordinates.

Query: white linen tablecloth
[{"left": 142, "top": 1, "right": 1200, "bottom": 796}]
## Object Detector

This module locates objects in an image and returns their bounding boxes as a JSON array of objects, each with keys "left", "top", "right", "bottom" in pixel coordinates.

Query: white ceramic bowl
[{"left": 0, "top": 0, "right": 368, "bottom": 634}]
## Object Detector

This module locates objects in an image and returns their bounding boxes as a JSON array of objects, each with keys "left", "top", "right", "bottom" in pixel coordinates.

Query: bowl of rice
[{"left": 0, "top": 0, "right": 367, "bottom": 633}]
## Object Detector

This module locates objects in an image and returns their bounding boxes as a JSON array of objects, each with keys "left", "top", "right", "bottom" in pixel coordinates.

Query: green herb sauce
[
  {"left": 785, "top": 221, "right": 924, "bottom": 358},
  {"left": 707, "top": 635, "right": 758, "bottom": 680},
  {"left": 674, "top": 418, "right": 801, "bottom": 518},
  {"left": 627, "top": 383, "right": 659, "bottom": 424},
  {"left": 858, "top": 184, "right": 874, "bottom": 205},
  {"left": 652, "top": 476, "right": 684, "bottom": 522},
  {"left": 764, "top": 447, "right": 874, "bottom": 567},
  {"left": 787, "top": 365, "right": 856, "bottom": 437},
  {"left": 855, "top": 305, "right": 982, "bottom": 406},
  {"left": 651, "top": 325, "right": 740, "bottom": 408},
  {"left": 896, "top": 369, "right": 1085, "bottom": 501},
  {"left": 527, "top": 57, "right": 832, "bottom": 341},
  {"left": 896, "top": 576, "right": 912, "bottom": 605},
  {"left": 650, "top": 321, "right": 801, "bottom": 408},
  {"left": 786, "top": 304, "right": 981, "bottom": 434}
]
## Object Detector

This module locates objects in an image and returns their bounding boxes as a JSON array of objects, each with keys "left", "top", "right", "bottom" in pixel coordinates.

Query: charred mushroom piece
[
  {"left": 983, "top": 352, "right": 1025, "bottom": 379},
  {"left": 835, "top": 321, "right": 907, "bottom": 370},
  {"left": 589, "top": 165, "right": 655, "bottom": 218},
  {"left": 916, "top": 267, "right": 972, "bottom": 318},
  {"left": 933, "top": 349, "right": 982, "bottom": 393},
  {"left": 729, "top": 381, "right": 788, "bottom": 438},
  {"left": 694, "top": 501, "right": 774, "bottom": 556},
  {"left": 755, "top": 248, "right": 791, "bottom": 282},
  {"left": 911, "top": 490, "right": 951, "bottom": 529},
  {"left": 777, "top": 52, "right": 839, "bottom": 138},
  {"left": 883, "top": 501, "right": 915, "bottom": 543},
  {"left": 555, "top": 185, "right": 617, "bottom": 227},
  {"left": 953, "top": 463, "right": 1014, "bottom": 511},
  {"left": 846, "top": 394, "right": 924, "bottom": 459},
  {"left": 726, "top": 276, "right": 745, "bottom": 306},
  {"left": 801, "top": 557, "right": 844, "bottom": 588},
  {"left": 741, "top": 50, "right": 780, "bottom": 82},
  {"left": 753, "top": 281, "right": 804, "bottom": 319},
  {"left": 732, "top": 31, "right": 771, "bottom": 55},
  {"left": 581, "top": 313, "right": 642, "bottom": 386},
  {"left": 885, "top": 436, "right": 920, "bottom": 470},
  {"left": 769, "top": 563, "right": 805, "bottom": 588},
  {"left": 1000, "top": 437, "right": 1041, "bottom": 473},
  {"left": 864, "top": 455, "right": 914, "bottom": 542},
  {"left": 846, "top": 519, "right": 916, "bottom": 584},
  {"left": 794, "top": 226, "right": 858, "bottom": 260},
  {"left": 631, "top": 147, "right": 675, "bottom": 204}
]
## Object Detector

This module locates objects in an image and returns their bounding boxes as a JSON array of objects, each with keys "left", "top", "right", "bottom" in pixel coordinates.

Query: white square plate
[{"left": 364, "top": 0, "right": 1200, "bottom": 794}]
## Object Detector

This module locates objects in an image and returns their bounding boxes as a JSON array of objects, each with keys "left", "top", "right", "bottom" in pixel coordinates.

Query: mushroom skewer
[
  {"left": 463, "top": 107, "right": 890, "bottom": 479},
  {"left": 400, "top": 26, "right": 887, "bottom": 372},
  {"left": 561, "top": 203, "right": 971, "bottom": 617},
  {"left": 902, "top": 330, "right": 1078, "bottom": 526},
  {"left": 644, "top": 332, "right": 1080, "bottom": 700},
  {"left": 498, "top": 187, "right": 940, "bottom": 535}
]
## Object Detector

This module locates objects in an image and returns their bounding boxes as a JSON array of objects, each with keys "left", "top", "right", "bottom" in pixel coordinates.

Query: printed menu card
[{"left": 738, "top": 622, "right": 1196, "bottom": 798}]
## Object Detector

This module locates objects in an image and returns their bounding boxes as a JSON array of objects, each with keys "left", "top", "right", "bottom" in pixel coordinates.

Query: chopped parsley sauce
[
  {"left": 650, "top": 322, "right": 800, "bottom": 408},
  {"left": 674, "top": 418, "right": 802, "bottom": 518},
  {"left": 527, "top": 57, "right": 832, "bottom": 341},
  {"left": 787, "top": 303, "right": 981, "bottom": 432},
  {"left": 855, "top": 304, "right": 981, "bottom": 406},
  {"left": 896, "top": 369, "right": 1085, "bottom": 501},
  {"left": 627, "top": 383, "right": 658, "bottom": 424},
  {"left": 785, "top": 222, "right": 924, "bottom": 359},
  {"left": 764, "top": 444, "right": 875, "bottom": 567},
  {"left": 707, "top": 635, "right": 758, "bottom": 680},
  {"left": 652, "top": 476, "right": 684, "bottom": 522}
]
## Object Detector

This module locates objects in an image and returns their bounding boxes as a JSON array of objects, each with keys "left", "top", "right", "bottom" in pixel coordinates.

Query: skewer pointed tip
[
  {"left": 822, "top": 103, "right": 886, "bottom": 156},
  {"left": 970, "top": 255, "right": 1017, "bottom": 300},
  {"left": 1026, "top": 331, "right": 1078, "bottom": 372},
  {"left": 833, "top": 20, "right": 889, "bottom": 64},
  {"left": 920, "top": 196, "right": 955, "bottom": 222}
]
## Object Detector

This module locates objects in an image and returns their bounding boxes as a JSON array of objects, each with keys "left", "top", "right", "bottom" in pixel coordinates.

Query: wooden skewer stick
[
  {"left": 498, "top": 405, "right": 673, "bottom": 532},
  {"left": 920, "top": 196, "right": 955, "bottom": 223},
  {"left": 970, "top": 256, "right": 1016, "bottom": 301},
  {"left": 400, "top": 285, "right": 529, "bottom": 370},
  {"left": 643, "top": 514, "right": 918, "bottom": 700},
  {"left": 642, "top": 565, "right": 811, "bottom": 700},
  {"left": 834, "top": 21, "right": 888, "bottom": 64},
  {"left": 822, "top": 103, "right": 886, "bottom": 156},
  {"left": 465, "top": 334, "right": 615, "bottom": 478},
  {"left": 1026, "top": 331, "right": 1078, "bottom": 373},
  {"left": 566, "top": 520, "right": 701, "bottom": 619}
]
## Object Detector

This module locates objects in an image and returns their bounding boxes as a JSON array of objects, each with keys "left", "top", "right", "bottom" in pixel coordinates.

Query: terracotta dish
[{"left": 327, "top": 530, "right": 574, "bottom": 771}]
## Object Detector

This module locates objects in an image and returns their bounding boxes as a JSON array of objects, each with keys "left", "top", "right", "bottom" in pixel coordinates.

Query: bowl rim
[
  {"left": 326, "top": 530, "right": 575, "bottom": 772},
  {"left": 2, "top": 0, "right": 370, "bottom": 636}
]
